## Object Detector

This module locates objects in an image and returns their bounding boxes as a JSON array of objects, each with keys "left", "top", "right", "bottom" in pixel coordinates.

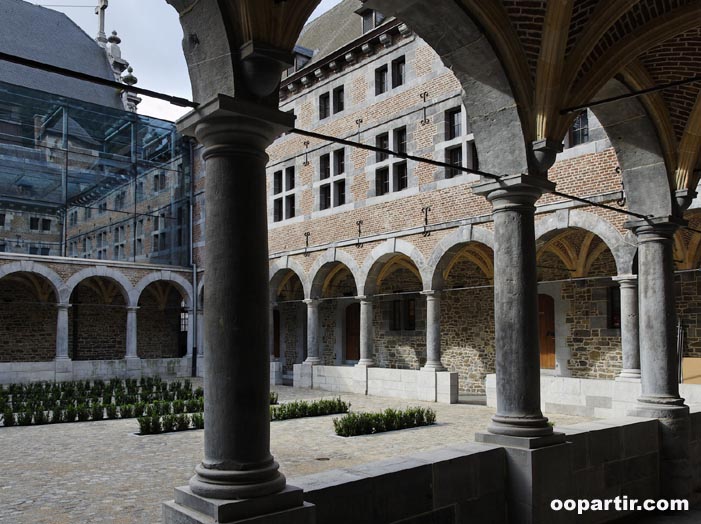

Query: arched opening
[
  {"left": 433, "top": 242, "right": 495, "bottom": 394},
  {"left": 271, "top": 269, "right": 306, "bottom": 373},
  {"left": 0, "top": 272, "right": 58, "bottom": 362},
  {"left": 536, "top": 226, "right": 620, "bottom": 379},
  {"left": 68, "top": 276, "right": 127, "bottom": 360},
  {"left": 137, "top": 281, "right": 189, "bottom": 359},
  {"left": 310, "top": 261, "right": 358, "bottom": 365}
]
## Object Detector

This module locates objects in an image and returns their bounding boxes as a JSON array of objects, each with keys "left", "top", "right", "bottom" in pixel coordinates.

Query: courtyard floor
[{"left": 0, "top": 385, "right": 694, "bottom": 523}]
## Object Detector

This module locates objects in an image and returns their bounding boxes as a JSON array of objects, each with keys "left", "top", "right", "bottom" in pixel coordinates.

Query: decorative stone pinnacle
[
  {"left": 108, "top": 30, "right": 121, "bottom": 44},
  {"left": 122, "top": 66, "right": 138, "bottom": 86}
]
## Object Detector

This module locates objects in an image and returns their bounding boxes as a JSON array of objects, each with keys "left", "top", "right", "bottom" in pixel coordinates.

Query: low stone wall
[
  {"left": 485, "top": 375, "right": 701, "bottom": 418},
  {"left": 0, "top": 357, "right": 192, "bottom": 384},
  {"left": 293, "top": 364, "right": 458, "bottom": 403},
  {"left": 292, "top": 443, "right": 507, "bottom": 524}
]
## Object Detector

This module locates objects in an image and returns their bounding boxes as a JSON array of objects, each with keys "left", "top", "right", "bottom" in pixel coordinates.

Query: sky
[{"left": 30, "top": 0, "right": 343, "bottom": 122}]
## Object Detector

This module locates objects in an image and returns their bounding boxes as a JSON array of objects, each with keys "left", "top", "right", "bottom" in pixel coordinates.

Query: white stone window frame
[
  {"left": 312, "top": 147, "right": 352, "bottom": 217},
  {"left": 268, "top": 161, "right": 302, "bottom": 227},
  {"left": 432, "top": 101, "right": 479, "bottom": 190},
  {"left": 366, "top": 118, "right": 419, "bottom": 203},
  {"left": 370, "top": 45, "right": 413, "bottom": 103}
]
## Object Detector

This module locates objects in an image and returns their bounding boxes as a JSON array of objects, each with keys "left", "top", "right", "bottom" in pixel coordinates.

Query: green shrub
[
  {"left": 150, "top": 415, "right": 162, "bottom": 434},
  {"left": 269, "top": 392, "right": 279, "bottom": 405},
  {"left": 106, "top": 404, "right": 118, "bottom": 419},
  {"left": 162, "top": 414, "right": 177, "bottom": 432},
  {"left": 134, "top": 402, "right": 146, "bottom": 417},
  {"left": 77, "top": 404, "right": 90, "bottom": 422},
  {"left": 120, "top": 404, "right": 134, "bottom": 419},
  {"left": 270, "top": 398, "right": 349, "bottom": 421},
  {"left": 176, "top": 413, "right": 190, "bottom": 431},
  {"left": 34, "top": 410, "right": 48, "bottom": 425},
  {"left": 172, "top": 400, "right": 185, "bottom": 414},
  {"left": 3, "top": 408, "right": 15, "bottom": 427},
  {"left": 91, "top": 403, "right": 104, "bottom": 421},
  {"left": 191, "top": 412, "right": 204, "bottom": 429},
  {"left": 65, "top": 405, "right": 77, "bottom": 422},
  {"left": 194, "top": 387, "right": 203, "bottom": 398},
  {"left": 17, "top": 411, "right": 33, "bottom": 426},
  {"left": 333, "top": 407, "right": 436, "bottom": 437},
  {"left": 49, "top": 409, "right": 65, "bottom": 424},
  {"left": 185, "top": 399, "right": 199, "bottom": 413},
  {"left": 137, "top": 416, "right": 152, "bottom": 435}
]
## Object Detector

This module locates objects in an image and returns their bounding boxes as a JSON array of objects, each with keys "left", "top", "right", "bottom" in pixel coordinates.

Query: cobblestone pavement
[{"left": 0, "top": 385, "right": 592, "bottom": 524}]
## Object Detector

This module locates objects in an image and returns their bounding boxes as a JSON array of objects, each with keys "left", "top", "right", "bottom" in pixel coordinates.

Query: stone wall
[
  {"left": 319, "top": 300, "right": 338, "bottom": 364},
  {"left": 676, "top": 270, "right": 701, "bottom": 358},
  {"left": 68, "top": 282, "right": 127, "bottom": 361},
  {"left": 373, "top": 296, "right": 427, "bottom": 370},
  {"left": 280, "top": 302, "right": 302, "bottom": 373},
  {"left": 137, "top": 285, "right": 183, "bottom": 359},
  {"left": 0, "top": 279, "right": 56, "bottom": 362}
]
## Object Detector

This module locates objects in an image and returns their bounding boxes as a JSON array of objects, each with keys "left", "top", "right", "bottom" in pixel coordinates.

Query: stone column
[
  {"left": 614, "top": 275, "right": 640, "bottom": 380},
  {"left": 125, "top": 306, "right": 139, "bottom": 359},
  {"left": 304, "top": 298, "right": 321, "bottom": 364},
  {"left": 185, "top": 308, "right": 194, "bottom": 357},
  {"left": 627, "top": 218, "right": 690, "bottom": 498},
  {"left": 55, "top": 303, "right": 71, "bottom": 360},
  {"left": 178, "top": 96, "right": 293, "bottom": 501},
  {"left": 474, "top": 174, "right": 556, "bottom": 439},
  {"left": 421, "top": 290, "right": 445, "bottom": 370},
  {"left": 357, "top": 296, "right": 374, "bottom": 366},
  {"left": 269, "top": 302, "right": 278, "bottom": 362},
  {"left": 196, "top": 309, "right": 204, "bottom": 356}
]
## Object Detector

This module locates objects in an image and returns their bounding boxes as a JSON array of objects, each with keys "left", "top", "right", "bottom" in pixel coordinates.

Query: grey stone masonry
[
  {"left": 304, "top": 298, "right": 321, "bottom": 364},
  {"left": 613, "top": 275, "right": 640, "bottom": 381}
]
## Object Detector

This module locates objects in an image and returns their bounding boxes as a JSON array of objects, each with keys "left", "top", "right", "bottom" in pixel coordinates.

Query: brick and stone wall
[
  {"left": 675, "top": 270, "right": 701, "bottom": 358},
  {"left": 137, "top": 285, "right": 183, "bottom": 359}
]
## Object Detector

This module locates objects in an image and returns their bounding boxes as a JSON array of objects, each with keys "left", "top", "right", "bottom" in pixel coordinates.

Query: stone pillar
[
  {"left": 269, "top": 302, "right": 278, "bottom": 362},
  {"left": 175, "top": 96, "right": 293, "bottom": 503},
  {"left": 474, "top": 174, "right": 557, "bottom": 439},
  {"left": 304, "top": 298, "right": 321, "bottom": 364},
  {"left": 55, "top": 303, "right": 71, "bottom": 360},
  {"left": 125, "top": 306, "right": 139, "bottom": 359},
  {"left": 627, "top": 218, "right": 690, "bottom": 498},
  {"left": 196, "top": 309, "right": 204, "bottom": 356},
  {"left": 421, "top": 290, "right": 445, "bottom": 370},
  {"left": 357, "top": 296, "right": 374, "bottom": 366},
  {"left": 185, "top": 308, "right": 194, "bottom": 357},
  {"left": 614, "top": 275, "right": 640, "bottom": 381}
]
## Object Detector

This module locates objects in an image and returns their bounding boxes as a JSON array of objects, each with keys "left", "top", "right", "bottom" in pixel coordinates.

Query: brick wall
[
  {"left": 137, "top": 285, "right": 183, "bottom": 359},
  {"left": 676, "top": 270, "right": 701, "bottom": 358},
  {"left": 0, "top": 279, "right": 56, "bottom": 362}
]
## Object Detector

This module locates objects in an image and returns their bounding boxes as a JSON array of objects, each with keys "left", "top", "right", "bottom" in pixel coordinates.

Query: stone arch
[
  {"left": 0, "top": 261, "right": 62, "bottom": 302},
  {"left": 308, "top": 249, "right": 362, "bottom": 299},
  {"left": 428, "top": 226, "right": 495, "bottom": 290},
  {"left": 587, "top": 78, "right": 673, "bottom": 219},
  {"left": 360, "top": 239, "right": 428, "bottom": 296},
  {"left": 61, "top": 266, "right": 132, "bottom": 305},
  {"left": 269, "top": 258, "right": 310, "bottom": 300},
  {"left": 132, "top": 271, "right": 194, "bottom": 309},
  {"left": 535, "top": 209, "right": 636, "bottom": 276}
]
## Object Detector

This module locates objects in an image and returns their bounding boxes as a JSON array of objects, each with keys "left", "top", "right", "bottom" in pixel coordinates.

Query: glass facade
[{"left": 0, "top": 81, "right": 191, "bottom": 266}]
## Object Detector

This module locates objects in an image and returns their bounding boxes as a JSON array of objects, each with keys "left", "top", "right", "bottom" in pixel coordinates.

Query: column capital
[
  {"left": 177, "top": 94, "right": 294, "bottom": 155},
  {"left": 355, "top": 295, "right": 373, "bottom": 302},
  {"left": 613, "top": 274, "right": 637, "bottom": 286},
  {"left": 473, "top": 173, "right": 555, "bottom": 208},
  {"left": 421, "top": 289, "right": 441, "bottom": 298},
  {"left": 56, "top": 302, "right": 71, "bottom": 310},
  {"left": 303, "top": 298, "right": 318, "bottom": 306},
  {"left": 126, "top": 306, "right": 139, "bottom": 312},
  {"left": 625, "top": 216, "right": 685, "bottom": 240}
]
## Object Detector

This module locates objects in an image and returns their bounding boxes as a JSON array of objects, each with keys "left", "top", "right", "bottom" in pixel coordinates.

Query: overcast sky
[{"left": 31, "top": 0, "right": 342, "bottom": 121}]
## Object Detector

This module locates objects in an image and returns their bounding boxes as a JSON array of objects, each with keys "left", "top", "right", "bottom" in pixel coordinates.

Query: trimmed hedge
[
  {"left": 270, "top": 398, "right": 349, "bottom": 421},
  {"left": 333, "top": 407, "right": 436, "bottom": 437}
]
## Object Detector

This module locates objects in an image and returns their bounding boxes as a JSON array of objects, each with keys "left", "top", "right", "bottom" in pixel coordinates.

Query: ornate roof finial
[
  {"left": 108, "top": 30, "right": 121, "bottom": 45},
  {"left": 122, "top": 66, "right": 138, "bottom": 86}
]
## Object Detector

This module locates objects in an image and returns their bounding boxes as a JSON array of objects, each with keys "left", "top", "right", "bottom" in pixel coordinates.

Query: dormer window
[{"left": 360, "top": 9, "right": 386, "bottom": 33}]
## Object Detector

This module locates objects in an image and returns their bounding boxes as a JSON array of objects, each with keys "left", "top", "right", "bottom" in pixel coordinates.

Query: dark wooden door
[
  {"left": 345, "top": 303, "right": 360, "bottom": 361},
  {"left": 273, "top": 309, "right": 280, "bottom": 359},
  {"left": 538, "top": 294, "right": 556, "bottom": 369}
]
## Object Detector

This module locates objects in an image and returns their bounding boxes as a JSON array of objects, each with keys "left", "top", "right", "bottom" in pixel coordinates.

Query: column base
[
  {"left": 486, "top": 414, "right": 555, "bottom": 438},
  {"left": 190, "top": 461, "right": 286, "bottom": 500},
  {"left": 475, "top": 430, "right": 565, "bottom": 449},
  {"left": 303, "top": 357, "right": 321, "bottom": 365},
  {"left": 163, "top": 485, "right": 314, "bottom": 524},
  {"left": 293, "top": 363, "right": 313, "bottom": 388},
  {"left": 616, "top": 368, "right": 641, "bottom": 382},
  {"left": 420, "top": 363, "right": 446, "bottom": 372},
  {"left": 355, "top": 359, "right": 374, "bottom": 367}
]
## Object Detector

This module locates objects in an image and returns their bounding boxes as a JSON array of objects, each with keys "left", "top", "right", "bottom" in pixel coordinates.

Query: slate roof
[
  {"left": 0, "top": 0, "right": 123, "bottom": 109},
  {"left": 297, "top": 0, "right": 365, "bottom": 66}
]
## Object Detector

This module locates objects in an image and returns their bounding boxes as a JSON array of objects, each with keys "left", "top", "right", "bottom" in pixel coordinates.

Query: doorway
[
  {"left": 538, "top": 294, "right": 555, "bottom": 369},
  {"left": 345, "top": 302, "right": 360, "bottom": 361}
]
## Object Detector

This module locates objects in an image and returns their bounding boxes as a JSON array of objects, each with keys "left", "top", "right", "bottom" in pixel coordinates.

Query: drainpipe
[{"left": 188, "top": 138, "right": 198, "bottom": 378}]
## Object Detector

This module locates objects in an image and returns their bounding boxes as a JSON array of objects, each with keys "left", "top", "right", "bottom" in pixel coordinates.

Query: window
[
  {"left": 333, "top": 149, "right": 345, "bottom": 175},
  {"left": 135, "top": 180, "right": 144, "bottom": 202},
  {"left": 376, "top": 133, "right": 389, "bottom": 162},
  {"left": 446, "top": 107, "right": 461, "bottom": 140},
  {"left": 361, "top": 9, "right": 385, "bottom": 33},
  {"left": 285, "top": 167, "right": 295, "bottom": 191},
  {"left": 98, "top": 202, "right": 107, "bottom": 215},
  {"left": 446, "top": 146, "right": 463, "bottom": 178},
  {"left": 285, "top": 195, "right": 295, "bottom": 219},
  {"left": 390, "top": 300, "right": 402, "bottom": 331},
  {"left": 0, "top": 242, "right": 5, "bottom": 252},
  {"left": 391, "top": 56, "right": 405, "bottom": 88},
  {"left": 136, "top": 219, "right": 144, "bottom": 236},
  {"left": 153, "top": 173, "right": 167, "bottom": 192},
  {"left": 376, "top": 167, "right": 390, "bottom": 196},
  {"left": 320, "top": 184, "right": 331, "bottom": 210},
  {"left": 0, "top": 213, "right": 4, "bottom": 227},
  {"left": 394, "top": 162, "right": 408, "bottom": 191},
  {"left": 84, "top": 207, "right": 92, "bottom": 220},
  {"left": 375, "top": 65, "right": 388, "bottom": 95},
  {"left": 114, "top": 191, "right": 126, "bottom": 210},
  {"left": 136, "top": 238, "right": 143, "bottom": 256},
  {"left": 69, "top": 211, "right": 78, "bottom": 226},
  {"left": 273, "top": 170, "right": 283, "bottom": 194},
  {"left": 608, "top": 286, "right": 621, "bottom": 329},
  {"left": 159, "top": 232, "right": 167, "bottom": 252},
  {"left": 569, "top": 111, "right": 589, "bottom": 146},
  {"left": 319, "top": 92, "right": 330, "bottom": 119},
  {"left": 394, "top": 127, "right": 407, "bottom": 154},
  {"left": 30, "top": 217, "right": 39, "bottom": 230},
  {"left": 334, "top": 180, "right": 346, "bottom": 206},
  {"left": 333, "top": 86, "right": 344, "bottom": 114},
  {"left": 273, "top": 198, "right": 283, "bottom": 222},
  {"left": 390, "top": 299, "right": 416, "bottom": 331},
  {"left": 41, "top": 219, "right": 51, "bottom": 232},
  {"left": 320, "top": 154, "right": 330, "bottom": 179}
]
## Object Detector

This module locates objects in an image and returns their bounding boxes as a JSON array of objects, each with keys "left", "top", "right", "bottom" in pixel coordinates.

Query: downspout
[{"left": 188, "top": 138, "right": 198, "bottom": 378}]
